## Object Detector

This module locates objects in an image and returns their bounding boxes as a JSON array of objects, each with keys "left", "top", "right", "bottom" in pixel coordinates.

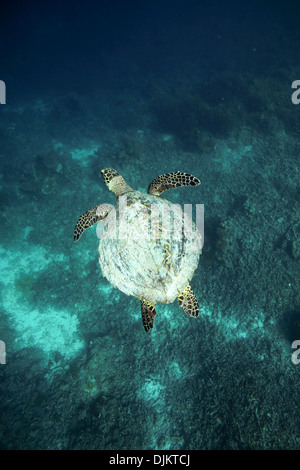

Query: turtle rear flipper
[
  {"left": 178, "top": 283, "right": 199, "bottom": 317},
  {"left": 141, "top": 300, "right": 157, "bottom": 333},
  {"left": 74, "top": 204, "right": 112, "bottom": 242},
  {"left": 147, "top": 172, "right": 200, "bottom": 196}
]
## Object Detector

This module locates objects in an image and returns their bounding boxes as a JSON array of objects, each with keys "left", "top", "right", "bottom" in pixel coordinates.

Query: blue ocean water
[{"left": 0, "top": 0, "right": 299, "bottom": 450}]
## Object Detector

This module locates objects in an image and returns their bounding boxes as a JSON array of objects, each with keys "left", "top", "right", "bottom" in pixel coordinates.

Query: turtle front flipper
[
  {"left": 147, "top": 172, "right": 200, "bottom": 196},
  {"left": 141, "top": 300, "right": 157, "bottom": 333},
  {"left": 74, "top": 204, "right": 112, "bottom": 242},
  {"left": 178, "top": 283, "right": 199, "bottom": 318}
]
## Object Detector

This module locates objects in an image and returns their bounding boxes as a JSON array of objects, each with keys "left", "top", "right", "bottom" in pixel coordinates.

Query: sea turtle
[{"left": 74, "top": 168, "right": 202, "bottom": 332}]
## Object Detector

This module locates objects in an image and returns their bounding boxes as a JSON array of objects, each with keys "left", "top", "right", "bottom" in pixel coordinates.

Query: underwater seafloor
[{"left": 0, "top": 0, "right": 300, "bottom": 451}]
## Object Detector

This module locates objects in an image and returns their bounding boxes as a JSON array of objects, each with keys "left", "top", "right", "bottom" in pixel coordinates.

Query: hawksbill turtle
[{"left": 74, "top": 168, "right": 202, "bottom": 332}]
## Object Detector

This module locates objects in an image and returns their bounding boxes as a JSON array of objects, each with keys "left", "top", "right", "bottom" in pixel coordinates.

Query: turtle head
[{"left": 101, "top": 168, "right": 133, "bottom": 196}]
